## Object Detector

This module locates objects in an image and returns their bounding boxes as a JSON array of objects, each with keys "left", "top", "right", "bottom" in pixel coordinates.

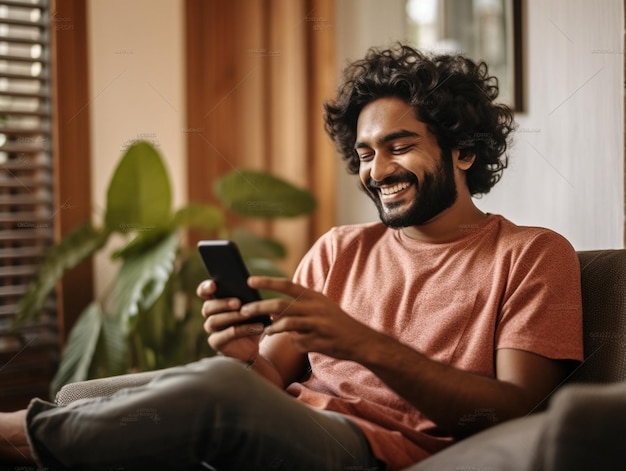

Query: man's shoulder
[{"left": 491, "top": 214, "right": 577, "bottom": 256}]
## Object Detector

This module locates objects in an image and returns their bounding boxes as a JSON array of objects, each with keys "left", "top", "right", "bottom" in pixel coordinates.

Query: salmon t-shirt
[{"left": 286, "top": 214, "right": 583, "bottom": 470}]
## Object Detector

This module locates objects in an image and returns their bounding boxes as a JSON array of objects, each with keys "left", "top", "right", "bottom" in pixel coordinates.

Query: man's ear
[{"left": 455, "top": 149, "right": 476, "bottom": 171}]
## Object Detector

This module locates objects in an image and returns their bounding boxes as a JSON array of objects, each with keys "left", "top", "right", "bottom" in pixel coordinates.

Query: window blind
[{"left": 0, "top": 0, "right": 57, "bottom": 410}]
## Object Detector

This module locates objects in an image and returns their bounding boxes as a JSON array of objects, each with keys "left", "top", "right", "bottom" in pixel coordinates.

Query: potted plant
[{"left": 13, "top": 141, "right": 316, "bottom": 397}]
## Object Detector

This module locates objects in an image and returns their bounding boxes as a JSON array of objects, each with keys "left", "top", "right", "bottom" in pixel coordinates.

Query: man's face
[{"left": 354, "top": 97, "right": 458, "bottom": 228}]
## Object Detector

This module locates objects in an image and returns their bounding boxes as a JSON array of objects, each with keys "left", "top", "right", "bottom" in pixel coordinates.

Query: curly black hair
[{"left": 323, "top": 43, "right": 516, "bottom": 196}]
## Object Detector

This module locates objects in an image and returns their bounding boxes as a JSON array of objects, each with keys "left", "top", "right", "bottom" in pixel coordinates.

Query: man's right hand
[{"left": 197, "top": 279, "right": 266, "bottom": 363}]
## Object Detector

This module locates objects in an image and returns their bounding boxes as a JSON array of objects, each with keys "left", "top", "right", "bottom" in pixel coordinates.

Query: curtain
[{"left": 185, "top": 0, "right": 336, "bottom": 274}]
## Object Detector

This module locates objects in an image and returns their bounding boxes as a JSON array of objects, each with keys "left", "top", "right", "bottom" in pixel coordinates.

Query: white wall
[
  {"left": 335, "top": 0, "right": 406, "bottom": 226},
  {"left": 87, "top": 0, "right": 185, "bottom": 296},
  {"left": 334, "top": 0, "right": 624, "bottom": 251}
]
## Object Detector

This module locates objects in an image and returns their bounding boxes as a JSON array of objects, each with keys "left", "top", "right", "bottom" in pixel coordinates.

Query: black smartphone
[{"left": 197, "top": 240, "right": 272, "bottom": 326}]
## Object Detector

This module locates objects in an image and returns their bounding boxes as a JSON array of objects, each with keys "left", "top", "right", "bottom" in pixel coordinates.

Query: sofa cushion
[
  {"left": 405, "top": 381, "right": 626, "bottom": 471},
  {"left": 541, "top": 381, "right": 626, "bottom": 470},
  {"left": 403, "top": 411, "right": 546, "bottom": 471}
]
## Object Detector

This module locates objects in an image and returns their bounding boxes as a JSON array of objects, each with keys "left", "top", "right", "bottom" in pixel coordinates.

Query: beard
[{"left": 361, "top": 148, "right": 458, "bottom": 228}]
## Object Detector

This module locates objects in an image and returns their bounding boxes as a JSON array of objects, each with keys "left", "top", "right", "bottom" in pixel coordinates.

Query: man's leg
[{"left": 13, "top": 356, "right": 379, "bottom": 471}]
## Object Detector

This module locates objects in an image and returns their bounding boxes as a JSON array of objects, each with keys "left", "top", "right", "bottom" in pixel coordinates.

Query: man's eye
[
  {"left": 391, "top": 145, "right": 411, "bottom": 154},
  {"left": 357, "top": 153, "right": 373, "bottom": 161}
]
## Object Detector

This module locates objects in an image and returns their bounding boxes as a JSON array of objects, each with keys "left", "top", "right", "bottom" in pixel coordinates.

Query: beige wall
[
  {"left": 334, "top": 0, "right": 625, "bottom": 250},
  {"left": 87, "top": 0, "right": 185, "bottom": 296}
]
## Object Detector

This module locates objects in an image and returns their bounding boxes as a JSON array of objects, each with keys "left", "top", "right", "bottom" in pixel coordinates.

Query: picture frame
[{"left": 405, "top": 0, "right": 524, "bottom": 111}]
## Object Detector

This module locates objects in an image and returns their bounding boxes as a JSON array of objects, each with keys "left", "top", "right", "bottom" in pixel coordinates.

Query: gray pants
[{"left": 26, "top": 357, "right": 382, "bottom": 471}]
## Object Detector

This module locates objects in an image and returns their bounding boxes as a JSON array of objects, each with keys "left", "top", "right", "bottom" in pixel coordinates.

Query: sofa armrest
[
  {"left": 55, "top": 370, "right": 164, "bottom": 406},
  {"left": 572, "top": 250, "right": 626, "bottom": 383},
  {"left": 405, "top": 381, "right": 626, "bottom": 471}
]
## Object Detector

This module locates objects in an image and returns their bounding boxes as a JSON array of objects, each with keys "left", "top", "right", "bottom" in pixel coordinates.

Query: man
[{"left": 0, "top": 44, "right": 582, "bottom": 471}]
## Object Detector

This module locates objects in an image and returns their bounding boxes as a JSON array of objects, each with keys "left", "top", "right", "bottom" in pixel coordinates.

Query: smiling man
[
  {"left": 0, "top": 44, "right": 583, "bottom": 471},
  {"left": 355, "top": 98, "right": 476, "bottom": 234}
]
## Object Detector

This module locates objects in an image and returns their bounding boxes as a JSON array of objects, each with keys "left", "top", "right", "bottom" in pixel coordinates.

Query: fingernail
[{"left": 248, "top": 325, "right": 264, "bottom": 335}]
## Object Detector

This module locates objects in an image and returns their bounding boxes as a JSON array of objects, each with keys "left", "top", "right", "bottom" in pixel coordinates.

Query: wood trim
[
  {"left": 513, "top": 0, "right": 524, "bottom": 112},
  {"left": 306, "top": 0, "right": 336, "bottom": 241},
  {"left": 184, "top": 0, "right": 213, "bottom": 208},
  {"left": 185, "top": 0, "right": 239, "bottom": 244},
  {"left": 50, "top": 0, "right": 94, "bottom": 343},
  {"left": 185, "top": 1, "right": 337, "bottom": 271}
]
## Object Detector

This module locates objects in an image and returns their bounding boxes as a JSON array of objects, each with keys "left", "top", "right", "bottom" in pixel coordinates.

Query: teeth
[{"left": 380, "top": 182, "right": 410, "bottom": 195}]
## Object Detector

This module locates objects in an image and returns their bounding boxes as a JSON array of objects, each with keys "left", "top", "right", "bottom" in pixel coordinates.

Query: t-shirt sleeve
[
  {"left": 495, "top": 230, "right": 584, "bottom": 362},
  {"left": 292, "top": 228, "right": 337, "bottom": 292}
]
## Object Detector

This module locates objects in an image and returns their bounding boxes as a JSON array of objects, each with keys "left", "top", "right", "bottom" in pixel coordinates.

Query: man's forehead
[{"left": 356, "top": 98, "right": 428, "bottom": 143}]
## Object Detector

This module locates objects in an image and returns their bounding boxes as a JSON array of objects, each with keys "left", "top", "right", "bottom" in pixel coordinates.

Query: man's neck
[{"left": 400, "top": 201, "right": 488, "bottom": 244}]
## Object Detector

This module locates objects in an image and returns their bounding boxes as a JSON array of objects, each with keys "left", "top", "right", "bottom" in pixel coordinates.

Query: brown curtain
[{"left": 185, "top": 0, "right": 336, "bottom": 274}]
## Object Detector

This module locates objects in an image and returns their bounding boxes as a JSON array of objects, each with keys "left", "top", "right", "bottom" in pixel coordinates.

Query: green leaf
[
  {"left": 108, "top": 230, "right": 179, "bottom": 323},
  {"left": 133, "top": 277, "right": 176, "bottom": 354},
  {"left": 112, "top": 228, "right": 172, "bottom": 260},
  {"left": 172, "top": 203, "right": 225, "bottom": 232},
  {"left": 161, "top": 308, "right": 215, "bottom": 367},
  {"left": 89, "top": 311, "right": 130, "bottom": 379},
  {"left": 214, "top": 169, "right": 316, "bottom": 218},
  {"left": 232, "top": 227, "right": 286, "bottom": 259},
  {"left": 105, "top": 141, "right": 172, "bottom": 233},
  {"left": 178, "top": 248, "right": 209, "bottom": 294},
  {"left": 14, "top": 223, "right": 110, "bottom": 327},
  {"left": 49, "top": 302, "right": 104, "bottom": 397}
]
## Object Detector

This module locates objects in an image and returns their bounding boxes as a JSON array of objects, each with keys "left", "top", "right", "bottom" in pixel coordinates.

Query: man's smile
[
  {"left": 379, "top": 181, "right": 411, "bottom": 197},
  {"left": 367, "top": 175, "right": 418, "bottom": 205}
]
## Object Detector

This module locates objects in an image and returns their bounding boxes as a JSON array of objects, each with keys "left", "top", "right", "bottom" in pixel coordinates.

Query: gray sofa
[{"left": 52, "top": 250, "right": 626, "bottom": 470}]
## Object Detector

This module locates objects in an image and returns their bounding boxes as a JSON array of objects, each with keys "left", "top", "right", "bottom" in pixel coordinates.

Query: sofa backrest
[{"left": 567, "top": 250, "right": 626, "bottom": 384}]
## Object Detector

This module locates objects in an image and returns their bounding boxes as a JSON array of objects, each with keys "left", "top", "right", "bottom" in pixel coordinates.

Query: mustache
[{"left": 366, "top": 173, "right": 418, "bottom": 191}]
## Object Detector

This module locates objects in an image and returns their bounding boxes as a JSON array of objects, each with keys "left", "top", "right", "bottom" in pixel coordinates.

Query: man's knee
[{"left": 156, "top": 356, "right": 256, "bottom": 407}]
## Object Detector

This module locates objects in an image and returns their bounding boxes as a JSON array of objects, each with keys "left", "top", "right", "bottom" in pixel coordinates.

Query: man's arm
[
  {"left": 242, "top": 276, "right": 573, "bottom": 438},
  {"left": 361, "top": 335, "right": 573, "bottom": 437}
]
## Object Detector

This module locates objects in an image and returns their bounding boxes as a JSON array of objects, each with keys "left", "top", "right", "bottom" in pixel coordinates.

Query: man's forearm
[{"left": 358, "top": 333, "right": 535, "bottom": 437}]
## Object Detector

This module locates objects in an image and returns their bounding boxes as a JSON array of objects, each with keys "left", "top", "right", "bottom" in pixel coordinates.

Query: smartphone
[{"left": 197, "top": 240, "right": 272, "bottom": 326}]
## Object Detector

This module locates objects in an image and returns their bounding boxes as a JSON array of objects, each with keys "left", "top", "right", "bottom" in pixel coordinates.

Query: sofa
[{"left": 47, "top": 250, "right": 626, "bottom": 470}]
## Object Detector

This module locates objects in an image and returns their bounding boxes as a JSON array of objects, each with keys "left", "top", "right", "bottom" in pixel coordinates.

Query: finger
[
  {"left": 196, "top": 279, "right": 216, "bottom": 299},
  {"left": 204, "top": 310, "right": 251, "bottom": 333},
  {"left": 247, "top": 276, "right": 310, "bottom": 299},
  {"left": 240, "top": 297, "right": 302, "bottom": 320},
  {"left": 201, "top": 297, "right": 241, "bottom": 319},
  {"left": 265, "top": 314, "right": 317, "bottom": 336},
  {"left": 208, "top": 323, "right": 265, "bottom": 351},
  {"left": 206, "top": 319, "right": 265, "bottom": 337}
]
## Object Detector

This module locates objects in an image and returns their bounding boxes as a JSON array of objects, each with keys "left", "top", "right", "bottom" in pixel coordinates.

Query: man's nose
[{"left": 370, "top": 153, "right": 395, "bottom": 182}]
